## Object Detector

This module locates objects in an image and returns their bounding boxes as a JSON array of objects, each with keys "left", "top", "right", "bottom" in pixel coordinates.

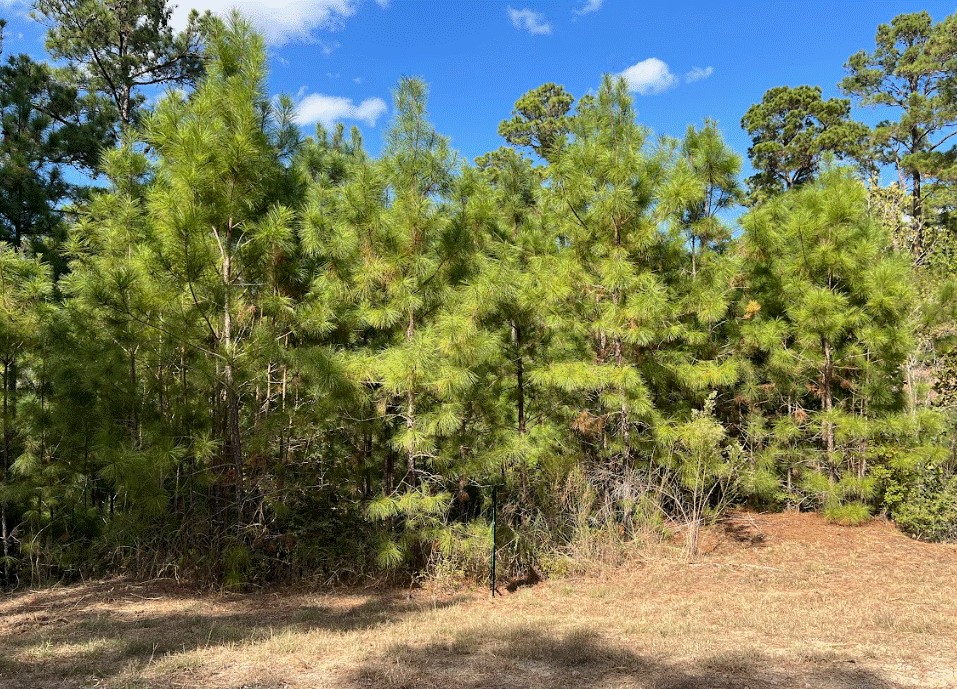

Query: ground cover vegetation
[
  {"left": 1, "top": 3, "right": 956, "bottom": 589},
  {"left": 2, "top": 513, "right": 956, "bottom": 689}
]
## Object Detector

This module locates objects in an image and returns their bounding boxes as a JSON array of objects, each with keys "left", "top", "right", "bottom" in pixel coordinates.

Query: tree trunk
[
  {"left": 221, "top": 222, "right": 244, "bottom": 529},
  {"left": 615, "top": 333, "right": 630, "bottom": 468},
  {"left": 362, "top": 430, "right": 373, "bottom": 498},
  {"left": 911, "top": 167, "right": 924, "bottom": 262},
  {"left": 511, "top": 321, "right": 526, "bottom": 437},
  {"left": 129, "top": 346, "right": 140, "bottom": 448},
  {"left": 821, "top": 337, "right": 836, "bottom": 477},
  {"left": 1, "top": 501, "right": 8, "bottom": 586},
  {"left": 2, "top": 360, "right": 11, "bottom": 584},
  {"left": 385, "top": 448, "right": 395, "bottom": 495},
  {"left": 904, "top": 353, "right": 919, "bottom": 416},
  {"left": 690, "top": 235, "right": 697, "bottom": 277},
  {"left": 405, "top": 309, "right": 416, "bottom": 486},
  {"left": 612, "top": 221, "right": 629, "bottom": 468},
  {"left": 227, "top": 384, "right": 242, "bottom": 525}
]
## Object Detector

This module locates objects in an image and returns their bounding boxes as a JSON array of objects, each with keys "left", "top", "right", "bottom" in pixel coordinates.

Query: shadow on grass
[
  {"left": 0, "top": 581, "right": 468, "bottom": 689},
  {"left": 350, "top": 625, "right": 900, "bottom": 689},
  {"left": 0, "top": 581, "right": 907, "bottom": 689}
]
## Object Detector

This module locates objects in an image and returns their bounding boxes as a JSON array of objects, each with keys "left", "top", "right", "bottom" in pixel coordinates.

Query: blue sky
[{"left": 2, "top": 0, "right": 956, "bottom": 171}]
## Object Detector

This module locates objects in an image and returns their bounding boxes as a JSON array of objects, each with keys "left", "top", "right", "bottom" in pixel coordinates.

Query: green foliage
[
  {"left": 35, "top": 0, "right": 208, "bottom": 131},
  {"left": 3, "top": 6, "right": 957, "bottom": 589},
  {"left": 366, "top": 485, "right": 453, "bottom": 571},
  {"left": 222, "top": 542, "right": 252, "bottom": 590},
  {"left": 736, "top": 169, "right": 921, "bottom": 517},
  {"left": 874, "top": 418, "right": 957, "bottom": 541},
  {"left": 741, "top": 85, "right": 868, "bottom": 199},
  {"left": 498, "top": 83, "right": 574, "bottom": 160},
  {"left": 841, "top": 10, "right": 957, "bottom": 262},
  {"left": 885, "top": 474, "right": 957, "bottom": 542},
  {"left": 0, "top": 46, "right": 109, "bottom": 262},
  {"left": 823, "top": 501, "right": 872, "bottom": 526}
]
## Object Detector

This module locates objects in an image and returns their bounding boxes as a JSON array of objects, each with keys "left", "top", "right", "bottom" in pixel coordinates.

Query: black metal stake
[{"left": 490, "top": 484, "right": 498, "bottom": 597}]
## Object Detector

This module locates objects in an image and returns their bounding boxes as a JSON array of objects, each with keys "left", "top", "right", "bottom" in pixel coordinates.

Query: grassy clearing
[{"left": 1, "top": 512, "right": 955, "bottom": 689}]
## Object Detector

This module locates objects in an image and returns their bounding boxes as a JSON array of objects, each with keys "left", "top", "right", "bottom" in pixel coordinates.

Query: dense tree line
[{"left": 1, "top": 3, "right": 956, "bottom": 587}]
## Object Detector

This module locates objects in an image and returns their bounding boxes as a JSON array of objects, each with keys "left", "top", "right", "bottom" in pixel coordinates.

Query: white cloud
[
  {"left": 575, "top": 0, "right": 603, "bottom": 15},
  {"left": 508, "top": 7, "right": 552, "bottom": 35},
  {"left": 619, "top": 58, "right": 677, "bottom": 95},
  {"left": 295, "top": 93, "right": 387, "bottom": 127},
  {"left": 171, "top": 0, "right": 357, "bottom": 45},
  {"left": 685, "top": 66, "right": 714, "bottom": 83},
  {"left": 318, "top": 39, "right": 341, "bottom": 56}
]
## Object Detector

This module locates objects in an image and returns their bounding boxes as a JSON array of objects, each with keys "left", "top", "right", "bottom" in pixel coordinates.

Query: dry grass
[{"left": 1, "top": 512, "right": 956, "bottom": 689}]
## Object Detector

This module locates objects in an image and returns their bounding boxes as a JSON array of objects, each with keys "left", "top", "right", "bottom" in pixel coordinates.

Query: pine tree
[
  {"left": 841, "top": 10, "right": 957, "bottom": 263},
  {"left": 60, "top": 15, "right": 300, "bottom": 569},
  {"left": 535, "top": 75, "right": 672, "bottom": 480},
  {"left": 530, "top": 79, "right": 744, "bottom": 543},
  {"left": 471, "top": 145, "right": 559, "bottom": 498},
  {"left": 145, "top": 14, "right": 297, "bottom": 533},
  {"left": 660, "top": 118, "right": 743, "bottom": 438},
  {"left": 741, "top": 86, "right": 868, "bottom": 200},
  {"left": 739, "top": 169, "right": 915, "bottom": 514},
  {"left": 498, "top": 83, "right": 574, "bottom": 162},
  {"left": 0, "top": 247, "right": 52, "bottom": 583},
  {"left": 300, "top": 77, "right": 467, "bottom": 567},
  {"left": 35, "top": 0, "right": 208, "bottom": 134},
  {"left": 0, "top": 34, "right": 110, "bottom": 260}
]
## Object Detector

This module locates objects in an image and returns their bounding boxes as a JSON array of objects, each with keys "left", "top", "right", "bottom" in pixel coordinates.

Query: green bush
[
  {"left": 885, "top": 474, "right": 957, "bottom": 542},
  {"left": 873, "top": 442, "right": 957, "bottom": 542},
  {"left": 223, "top": 543, "right": 252, "bottom": 590},
  {"left": 823, "top": 501, "right": 872, "bottom": 526}
]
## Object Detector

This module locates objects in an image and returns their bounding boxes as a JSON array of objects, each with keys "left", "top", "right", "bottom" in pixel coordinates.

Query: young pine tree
[
  {"left": 0, "top": 247, "right": 53, "bottom": 583},
  {"left": 739, "top": 169, "right": 915, "bottom": 516},
  {"left": 535, "top": 75, "right": 673, "bottom": 482}
]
